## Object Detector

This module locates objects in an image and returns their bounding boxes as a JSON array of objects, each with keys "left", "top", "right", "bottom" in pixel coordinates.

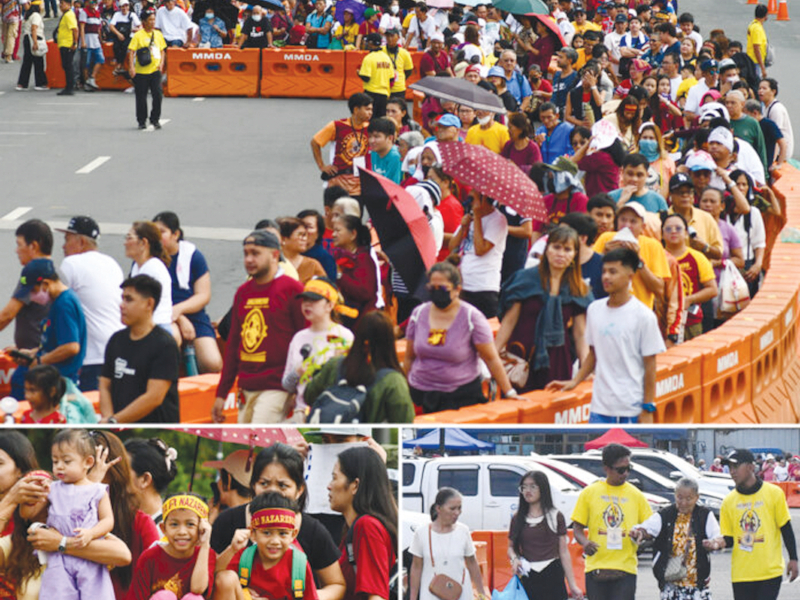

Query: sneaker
[
  {"left": 138, "top": 123, "right": 147, "bottom": 130},
  {"left": 15, "top": 85, "right": 26, "bottom": 91},
  {"left": 57, "top": 89, "right": 74, "bottom": 96},
  {"left": 33, "top": 86, "right": 49, "bottom": 91},
  {"left": 124, "top": 86, "right": 134, "bottom": 93},
  {"left": 113, "top": 67, "right": 126, "bottom": 76},
  {"left": 151, "top": 121, "right": 161, "bottom": 130},
  {"left": 86, "top": 78, "right": 98, "bottom": 90}
]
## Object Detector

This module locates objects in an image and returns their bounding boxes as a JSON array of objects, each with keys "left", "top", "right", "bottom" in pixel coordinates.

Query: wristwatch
[
  {"left": 58, "top": 536, "right": 68, "bottom": 553},
  {"left": 107, "top": 415, "right": 118, "bottom": 424},
  {"left": 637, "top": 259, "right": 644, "bottom": 271}
]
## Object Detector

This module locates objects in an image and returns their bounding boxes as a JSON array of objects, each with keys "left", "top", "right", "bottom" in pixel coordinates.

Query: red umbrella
[
  {"left": 584, "top": 428, "right": 649, "bottom": 451},
  {"left": 360, "top": 168, "right": 437, "bottom": 298},
  {"left": 527, "top": 13, "right": 567, "bottom": 47},
  {"left": 438, "top": 141, "right": 547, "bottom": 222}
]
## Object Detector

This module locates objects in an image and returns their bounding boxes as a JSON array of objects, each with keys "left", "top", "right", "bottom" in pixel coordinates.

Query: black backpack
[{"left": 307, "top": 364, "right": 393, "bottom": 424}]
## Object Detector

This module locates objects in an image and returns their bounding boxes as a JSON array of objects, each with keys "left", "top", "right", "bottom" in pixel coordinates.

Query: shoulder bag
[
  {"left": 136, "top": 32, "right": 155, "bottom": 66},
  {"left": 663, "top": 520, "right": 693, "bottom": 583},
  {"left": 428, "top": 525, "right": 464, "bottom": 600}
]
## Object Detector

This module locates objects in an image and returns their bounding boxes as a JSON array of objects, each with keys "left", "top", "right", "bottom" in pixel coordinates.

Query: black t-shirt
[
  {"left": 102, "top": 326, "right": 180, "bottom": 423},
  {"left": 241, "top": 16, "right": 272, "bottom": 48},
  {"left": 210, "top": 505, "right": 341, "bottom": 575}
]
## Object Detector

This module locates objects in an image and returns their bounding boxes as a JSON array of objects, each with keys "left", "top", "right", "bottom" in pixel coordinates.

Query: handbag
[
  {"left": 136, "top": 32, "right": 155, "bottom": 66},
  {"left": 428, "top": 525, "right": 463, "bottom": 600},
  {"left": 490, "top": 576, "right": 527, "bottom": 600},
  {"left": 765, "top": 43, "right": 775, "bottom": 68},
  {"left": 717, "top": 260, "right": 751, "bottom": 317},
  {"left": 663, "top": 521, "right": 693, "bottom": 583},
  {"left": 499, "top": 347, "right": 529, "bottom": 389}
]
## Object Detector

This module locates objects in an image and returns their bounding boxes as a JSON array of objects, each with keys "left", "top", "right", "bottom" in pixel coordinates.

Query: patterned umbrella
[
  {"left": 177, "top": 426, "right": 305, "bottom": 447},
  {"left": 438, "top": 141, "right": 548, "bottom": 222}
]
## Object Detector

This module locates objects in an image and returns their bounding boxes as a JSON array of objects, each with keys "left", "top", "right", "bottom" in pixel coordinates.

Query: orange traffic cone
[
  {"left": 768, "top": 0, "right": 778, "bottom": 14},
  {"left": 777, "top": 0, "right": 790, "bottom": 20}
]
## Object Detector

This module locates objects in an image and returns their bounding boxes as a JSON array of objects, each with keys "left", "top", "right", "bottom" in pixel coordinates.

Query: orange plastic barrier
[
  {"left": 778, "top": 481, "right": 800, "bottom": 507},
  {"left": 404, "top": 51, "right": 424, "bottom": 100},
  {"left": 43, "top": 41, "right": 66, "bottom": 89},
  {"left": 177, "top": 373, "right": 238, "bottom": 423},
  {"left": 342, "top": 50, "right": 367, "bottom": 100},
  {"left": 647, "top": 352, "right": 702, "bottom": 423},
  {"left": 474, "top": 541, "right": 489, "bottom": 591},
  {"left": 94, "top": 43, "right": 132, "bottom": 90},
  {"left": 165, "top": 47, "right": 261, "bottom": 97},
  {"left": 471, "top": 531, "right": 494, "bottom": 589},
  {"left": 261, "top": 48, "right": 345, "bottom": 99},
  {"left": 0, "top": 353, "right": 15, "bottom": 399}
]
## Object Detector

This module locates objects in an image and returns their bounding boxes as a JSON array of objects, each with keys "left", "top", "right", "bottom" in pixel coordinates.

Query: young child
[
  {"left": 20, "top": 365, "right": 67, "bottom": 424},
  {"left": 40, "top": 429, "right": 115, "bottom": 599},
  {"left": 368, "top": 117, "right": 403, "bottom": 184},
  {"left": 282, "top": 277, "right": 355, "bottom": 420},
  {"left": 128, "top": 493, "right": 216, "bottom": 600},
  {"left": 213, "top": 493, "right": 318, "bottom": 600}
]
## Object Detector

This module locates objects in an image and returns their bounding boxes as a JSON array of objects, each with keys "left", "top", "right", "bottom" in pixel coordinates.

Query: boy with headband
[
  {"left": 213, "top": 493, "right": 317, "bottom": 600},
  {"left": 128, "top": 493, "right": 216, "bottom": 600}
]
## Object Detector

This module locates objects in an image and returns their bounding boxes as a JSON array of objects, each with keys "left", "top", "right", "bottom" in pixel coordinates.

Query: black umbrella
[
  {"left": 410, "top": 76, "right": 506, "bottom": 114},
  {"left": 247, "top": 0, "right": 286, "bottom": 11},
  {"left": 359, "top": 169, "right": 437, "bottom": 300}
]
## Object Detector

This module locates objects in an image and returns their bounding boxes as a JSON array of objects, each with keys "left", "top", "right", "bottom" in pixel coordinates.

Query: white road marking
[
  {"left": 0, "top": 92, "right": 5, "bottom": 96},
  {"left": 0, "top": 219, "right": 250, "bottom": 241},
  {"left": 36, "top": 102, "right": 98, "bottom": 106},
  {"left": 143, "top": 118, "right": 171, "bottom": 132},
  {"left": 192, "top": 97, "right": 205, "bottom": 102},
  {"left": 76, "top": 156, "right": 111, "bottom": 174},
  {"left": 0, "top": 121, "right": 58, "bottom": 125},
  {"left": 0, "top": 132, "right": 46, "bottom": 135},
  {"left": 1, "top": 207, "right": 32, "bottom": 221}
]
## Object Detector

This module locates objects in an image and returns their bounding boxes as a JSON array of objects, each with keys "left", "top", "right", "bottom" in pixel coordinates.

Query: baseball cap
[
  {"left": 56, "top": 216, "right": 100, "bottom": 240},
  {"left": 203, "top": 450, "right": 253, "bottom": 488},
  {"left": 243, "top": 230, "right": 280, "bottom": 249},
  {"left": 364, "top": 8, "right": 377, "bottom": 18},
  {"left": 19, "top": 258, "right": 57, "bottom": 295},
  {"left": 708, "top": 127, "right": 734, "bottom": 152},
  {"left": 669, "top": 172, "right": 694, "bottom": 191},
  {"left": 614, "top": 13, "right": 627, "bottom": 23},
  {"left": 699, "top": 59, "right": 718, "bottom": 72},
  {"left": 487, "top": 65, "right": 505, "bottom": 78},
  {"left": 385, "top": 27, "right": 400, "bottom": 36},
  {"left": 685, "top": 150, "right": 716, "bottom": 172},
  {"left": 718, "top": 58, "right": 737, "bottom": 72},
  {"left": 699, "top": 100, "right": 729, "bottom": 123},
  {"left": 573, "top": 5, "right": 585, "bottom": 13},
  {"left": 365, "top": 32, "right": 382, "bottom": 46},
  {"left": 437, "top": 113, "right": 461, "bottom": 128},
  {"left": 617, "top": 202, "right": 646, "bottom": 220},
  {"left": 722, "top": 448, "right": 755, "bottom": 466}
]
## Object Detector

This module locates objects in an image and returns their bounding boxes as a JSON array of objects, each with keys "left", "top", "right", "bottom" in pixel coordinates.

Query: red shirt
[
  {"left": 359, "top": 20, "right": 379, "bottom": 36},
  {"left": 127, "top": 544, "right": 217, "bottom": 600},
  {"left": 113, "top": 511, "right": 160, "bottom": 600},
  {"left": 336, "top": 247, "right": 379, "bottom": 322},
  {"left": 536, "top": 191, "right": 589, "bottom": 232},
  {"left": 20, "top": 409, "right": 67, "bottom": 424},
  {"left": 339, "top": 516, "right": 396, "bottom": 600},
  {"left": 437, "top": 195, "right": 464, "bottom": 261},
  {"left": 577, "top": 150, "right": 621, "bottom": 197},
  {"left": 228, "top": 545, "right": 318, "bottom": 600},
  {"left": 419, "top": 50, "right": 451, "bottom": 75},
  {"left": 500, "top": 139, "right": 543, "bottom": 170},
  {"left": 216, "top": 275, "right": 306, "bottom": 397}
]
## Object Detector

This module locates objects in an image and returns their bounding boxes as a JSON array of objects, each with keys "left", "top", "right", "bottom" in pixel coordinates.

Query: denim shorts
[{"left": 86, "top": 46, "right": 105, "bottom": 68}]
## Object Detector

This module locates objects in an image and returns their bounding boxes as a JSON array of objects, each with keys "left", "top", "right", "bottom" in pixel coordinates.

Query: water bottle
[
  {"left": 27, "top": 523, "right": 49, "bottom": 564},
  {"left": 183, "top": 344, "right": 199, "bottom": 376},
  {"left": 0, "top": 396, "right": 18, "bottom": 424}
]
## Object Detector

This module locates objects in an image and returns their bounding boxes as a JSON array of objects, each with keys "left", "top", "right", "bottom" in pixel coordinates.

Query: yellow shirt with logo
[
  {"left": 571, "top": 480, "right": 652, "bottom": 575},
  {"left": 359, "top": 50, "right": 394, "bottom": 97},
  {"left": 57, "top": 9, "right": 78, "bottom": 48},
  {"left": 720, "top": 482, "right": 791, "bottom": 582},
  {"left": 128, "top": 28, "right": 167, "bottom": 75},
  {"left": 383, "top": 46, "right": 414, "bottom": 93},
  {"left": 593, "top": 231, "right": 672, "bottom": 310}
]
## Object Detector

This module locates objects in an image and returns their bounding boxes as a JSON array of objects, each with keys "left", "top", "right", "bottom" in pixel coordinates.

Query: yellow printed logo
[{"left": 242, "top": 308, "right": 268, "bottom": 353}]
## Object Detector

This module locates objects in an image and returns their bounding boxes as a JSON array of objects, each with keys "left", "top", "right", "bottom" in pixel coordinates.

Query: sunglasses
[{"left": 612, "top": 465, "right": 632, "bottom": 474}]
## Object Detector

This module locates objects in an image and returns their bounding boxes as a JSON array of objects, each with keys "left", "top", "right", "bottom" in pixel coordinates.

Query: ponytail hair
[
  {"left": 133, "top": 221, "right": 172, "bottom": 267},
  {"left": 430, "top": 487, "right": 461, "bottom": 521},
  {"left": 338, "top": 214, "right": 371, "bottom": 248},
  {"left": 152, "top": 211, "right": 184, "bottom": 241}
]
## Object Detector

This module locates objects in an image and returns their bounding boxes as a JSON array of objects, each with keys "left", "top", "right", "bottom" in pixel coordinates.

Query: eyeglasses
[
  {"left": 612, "top": 465, "right": 632, "bottom": 474},
  {"left": 664, "top": 226, "right": 685, "bottom": 233},
  {"left": 518, "top": 484, "right": 539, "bottom": 492}
]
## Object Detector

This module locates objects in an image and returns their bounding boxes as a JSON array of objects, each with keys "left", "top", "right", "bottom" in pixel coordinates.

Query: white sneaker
[
  {"left": 86, "top": 78, "right": 98, "bottom": 90},
  {"left": 33, "top": 86, "right": 48, "bottom": 91},
  {"left": 15, "top": 85, "right": 26, "bottom": 91},
  {"left": 124, "top": 86, "right": 134, "bottom": 93}
]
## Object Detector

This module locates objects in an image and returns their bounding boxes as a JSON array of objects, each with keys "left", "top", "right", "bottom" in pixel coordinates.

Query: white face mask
[
  {"left": 727, "top": 75, "right": 740, "bottom": 84},
  {"left": 478, "top": 115, "right": 492, "bottom": 126},
  {"left": 252, "top": 13, "right": 262, "bottom": 21},
  {"left": 390, "top": 4, "right": 399, "bottom": 14}
]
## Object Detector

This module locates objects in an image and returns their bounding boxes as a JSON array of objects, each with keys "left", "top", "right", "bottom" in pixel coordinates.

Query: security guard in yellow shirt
[{"left": 358, "top": 32, "right": 393, "bottom": 118}]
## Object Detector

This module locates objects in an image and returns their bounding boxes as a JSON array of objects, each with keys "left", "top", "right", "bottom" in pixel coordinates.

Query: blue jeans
[
  {"left": 588, "top": 412, "right": 639, "bottom": 424},
  {"left": 10, "top": 364, "right": 27, "bottom": 401}
]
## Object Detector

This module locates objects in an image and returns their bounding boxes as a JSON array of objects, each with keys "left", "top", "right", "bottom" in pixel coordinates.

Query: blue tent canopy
[{"left": 403, "top": 428, "right": 495, "bottom": 451}]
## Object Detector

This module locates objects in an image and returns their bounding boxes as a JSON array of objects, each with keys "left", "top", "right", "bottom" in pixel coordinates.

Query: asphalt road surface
[{"left": 0, "top": 0, "right": 796, "bottom": 349}]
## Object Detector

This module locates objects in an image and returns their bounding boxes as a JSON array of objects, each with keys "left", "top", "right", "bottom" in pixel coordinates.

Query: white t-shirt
[
  {"left": 378, "top": 13, "right": 402, "bottom": 44},
  {"left": 684, "top": 79, "right": 712, "bottom": 116},
  {"left": 130, "top": 257, "right": 174, "bottom": 327},
  {"left": 764, "top": 100, "right": 794, "bottom": 160},
  {"left": 773, "top": 464, "right": 789, "bottom": 482},
  {"left": 604, "top": 31, "right": 625, "bottom": 76},
  {"left": 155, "top": 5, "right": 192, "bottom": 42},
  {"left": 110, "top": 10, "right": 142, "bottom": 31},
  {"left": 732, "top": 138, "right": 766, "bottom": 186},
  {"left": 409, "top": 523, "right": 475, "bottom": 600},
  {"left": 456, "top": 208, "right": 508, "bottom": 293},
  {"left": 726, "top": 207, "right": 766, "bottom": 262},
  {"left": 407, "top": 15, "right": 439, "bottom": 49},
  {"left": 668, "top": 75, "right": 682, "bottom": 102},
  {"left": 60, "top": 251, "right": 125, "bottom": 366},
  {"left": 585, "top": 296, "right": 666, "bottom": 417}
]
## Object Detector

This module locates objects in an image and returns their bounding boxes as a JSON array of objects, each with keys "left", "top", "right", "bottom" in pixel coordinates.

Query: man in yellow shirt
[
  {"left": 56, "top": 0, "right": 78, "bottom": 96},
  {"left": 666, "top": 173, "right": 723, "bottom": 261},
  {"left": 358, "top": 33, "right": 393, "bottom": 118},
  {"left": 746, "top": 4, "right": 769, "bottom": 79},
  {"left": 383, "top": 28, "right": 413, "bottom": 99},
  {"left": 127, "top": 8, "right": 167, "bottom": 130},
  {"left": 572, "top": 6, "right": 600, "bottom": 36},
  {"left": 720, "top": 449, "right": 798, "bottom": 600},
  {"left": 464, "top": 110, "right": 509, "bottom": 154},
  {"left": 572, "top": 443, "right": 652, "bottom": 600},
  {"left": 593, "top": 203, "right": 671, "bottom": 310}
]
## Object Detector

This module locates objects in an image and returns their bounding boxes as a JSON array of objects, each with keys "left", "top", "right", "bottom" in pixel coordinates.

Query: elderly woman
[{"left": 631, "top": 478, "right": 724, "bottom": 600}]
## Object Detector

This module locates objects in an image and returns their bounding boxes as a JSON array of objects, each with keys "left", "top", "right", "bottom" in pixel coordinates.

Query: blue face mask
[
  {"left": 205, "top": 12, "right": 214, "bottom": 19},
  {"left": 639, "top": 138, "right": 659, "bottom": 162}
]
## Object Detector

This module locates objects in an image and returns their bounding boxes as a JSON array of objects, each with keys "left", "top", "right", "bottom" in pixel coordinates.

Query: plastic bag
[
  {"left": 60, "top": 378, "right": 100, "bottom": 424},
  {"left": 717, "top": 260, "right": 751, "bottom": 317},
  {"left": 491, "top": 576, "right": 527, "bottom": 600}
]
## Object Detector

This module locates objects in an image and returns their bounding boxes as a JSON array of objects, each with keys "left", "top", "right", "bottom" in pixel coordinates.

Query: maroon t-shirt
[
  {"left": 113, "top": 511, "right": 160, "bottom": 600},
  {"left": 127, "top": 544, "right": 217, "bottom": 600},
  {"left": 535, "top": 191, "right": 589, "bottom": 232},
  {"left": 216, "top": 275, "right": 306, "bottom": 396},
  {"left": 419, "top": 50, "right": 450, "bottom": 75},
  {"left": 578, "top": 150, "right": 621, "bottom": 197},
  {"left": 228, "top": 545, "right": 318, "bottom": 600},
  {"left": 501, "top": 139, "right": 543, "bottom": 170}
]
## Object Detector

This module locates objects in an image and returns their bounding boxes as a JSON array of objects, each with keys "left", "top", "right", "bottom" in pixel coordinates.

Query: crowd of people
[
  {"left": 0, "top": 0, "right": 796, "bottom": 424},
  {"left": 411, "top": 444, "right": 798, "bottom": 600},
  {"left": 707, "top": 451, "right": 800, "bottom": 482},
  {"left": 0, "top": 428, "right": 398, "bottom": 600}
]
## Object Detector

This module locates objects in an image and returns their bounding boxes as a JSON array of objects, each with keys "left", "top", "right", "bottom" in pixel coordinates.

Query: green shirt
[
  {"left": 304, "top": 357, "right": 415, "bottom": 423},
  {"left": 732, "top": 115, "right": 768, "bottom": 172}
]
